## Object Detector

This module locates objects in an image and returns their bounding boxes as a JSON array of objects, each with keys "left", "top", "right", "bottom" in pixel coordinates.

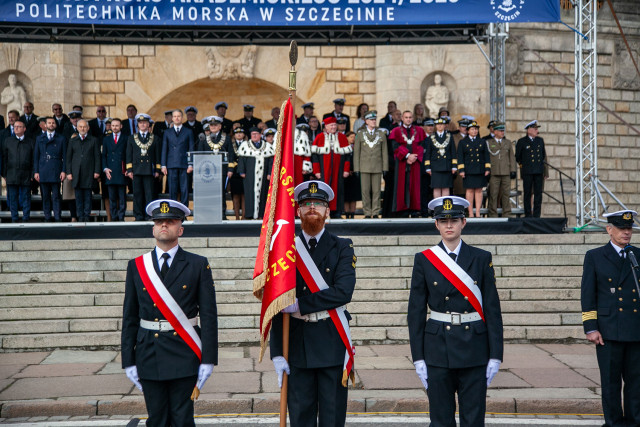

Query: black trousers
[
  {"left": 522, "top": 173, "right": 543, "bottom": 217},
  {"left": 133, "top": 175, "right": 154, "bottom": 221},
  {"left": 288, "top": 364, "right": 348, "bottom": 427},
  {"left": 40, "top": 182, "right": 61, "bottom": 221},
  {"left": 597, "top": 340, "right": 640, "bottom": 427},
  {"left": 107, "top": 184, "right": 126, "bottom": 221},
  {"left": 139, "top": 375, "right": 197, "bottom": 427},
  {"left": 427, "top": 364, "right": 486, "bottom": 427},
  {"left": 420, "top": 172, "right": 432, "bottom": 217}
]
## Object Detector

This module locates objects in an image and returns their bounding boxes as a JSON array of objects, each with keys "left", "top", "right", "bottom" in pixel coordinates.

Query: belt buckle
[
  {"left": 159, "top": 320, "right": 170, "bottom": 331},
  {"left": 451, "top": 314, "right": 462, "bottom": 326},
  {"left": 307, "top": 312, "right": 318, "bottom": 322}
]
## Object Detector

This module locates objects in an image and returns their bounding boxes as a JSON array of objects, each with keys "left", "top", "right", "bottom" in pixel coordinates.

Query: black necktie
[
  {"left": 620, "top": 251, "right": 625, "bottom": 259},
  {"left": 449, "top": 252, "right": 457, "bottom": 262},
  {"left": 161, "top": 253, "right": 170, "bottom": 279},
  {"left": 309, "top": 237, "right": 317, "bottom": 254}
]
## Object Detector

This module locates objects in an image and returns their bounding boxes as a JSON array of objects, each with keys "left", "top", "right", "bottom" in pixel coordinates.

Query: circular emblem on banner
[
  {"left": 198, "top": 160, "right": 217, "bottom": 184},
  {"left": 492, "top": 0, "right": 524, "bottom": 22}
]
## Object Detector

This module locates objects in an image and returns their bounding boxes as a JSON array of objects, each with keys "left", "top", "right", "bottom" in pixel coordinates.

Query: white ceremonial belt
[
  {"left": 291, "top": 305, "right": 346, "bottom": 323},
  {"left": 429, "top": 310, "right": 481, "bottom": 326},
  {"left": 140, "top": 317, "right": 198, "bottom": 332}
]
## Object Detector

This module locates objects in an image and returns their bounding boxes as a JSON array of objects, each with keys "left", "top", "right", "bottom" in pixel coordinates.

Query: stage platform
[{"left": 0, "top": 217, "right": 568, "bottom": 240}]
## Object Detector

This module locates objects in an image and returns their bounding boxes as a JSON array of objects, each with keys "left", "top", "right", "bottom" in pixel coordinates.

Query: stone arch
[
  {"left": 148, "top": 77, "right": 307, "bottom": 124},
  {"left": 420, "top": 71, "right": 457, "bottom": 119},
  {"left": 0, "top": 70, "right": 33, "bottom": 118}
]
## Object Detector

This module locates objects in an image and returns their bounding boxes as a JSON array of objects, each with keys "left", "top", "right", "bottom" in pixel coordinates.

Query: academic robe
[
  {"left": 311, "top": 132, "right": 352, "bottom": 213},
  {"left": 389, "top": 125, "right": 425, "bottom": 213},
  {"left": 237, "top": 140, "right": 275, "bottom": 219}
]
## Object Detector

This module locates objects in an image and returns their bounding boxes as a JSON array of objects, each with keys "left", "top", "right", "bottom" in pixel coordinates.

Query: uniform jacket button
[
  {"left": 154, "top": 333, "right": 159, "bottom": 338},
  {"left": 465, "top": 326, "right": 470, "bottom": 330},
  {"left": 446, "top": 325, "right": 451, "bottom": 331},
  {"left": 153, "top": 303, "right": 157, "bottom": 307},
  {"left": 445, "top": 296, "right": 449, "bottom": 301},
  {"left": 433, "top": 282, "right": 438, "bottom": 286},
  {"left": 142, "top": 288, "right": 146, "bottom": 292},
  {"left": 173, "top": 332, "right": 178, "bottom": 336},
  {"left": 619, "top": 308, "right": 624, "bottom": 312},
  {"left": 326, "top": 268, "right": 330, "bottom": 272},
  {"left": 619, "top": 287, "right": 623, "bottom": 291},
  {"left": 464, "top": 296, "right": 469, "bottom": 300},
  {"left": 183, "top": 285, "right": 187, "bottom": 289},
  {"left": 155, "top": 318, "right": 159, "bottom": 322},
  {"left": 619, "top": 298, "right": 623, "bottom": 301}
]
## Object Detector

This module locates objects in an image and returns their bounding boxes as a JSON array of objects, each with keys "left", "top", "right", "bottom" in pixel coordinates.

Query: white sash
[{"left": 429, "top": 245, "right": 483, "bottom": 311}]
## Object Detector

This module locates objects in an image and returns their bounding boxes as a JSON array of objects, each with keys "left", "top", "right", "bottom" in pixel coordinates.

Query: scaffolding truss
[
  {"left": 574, "top": 0, "right": 599, "bottom": 228},
  {"left": 489, "top": 23, "right": 508, "bottom": 123}
]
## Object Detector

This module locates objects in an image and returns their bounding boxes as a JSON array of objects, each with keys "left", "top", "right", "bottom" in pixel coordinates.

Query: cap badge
[
  {"left": 443, "top": 198, "right": 453, "bottom": 211},
  {"left": 309, "top": 183, "right": 318, "bottom": 194},
  {"left": 160, "top": 202, "right": 170, "bottom": 214},
  {"left": 623, "top": 212, "right": 632, "bottom": 220}
]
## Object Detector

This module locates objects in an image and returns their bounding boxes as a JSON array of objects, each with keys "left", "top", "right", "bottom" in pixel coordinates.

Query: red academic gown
[
  {"left": 390, "top": 125, "right": 425, "bottom": 212},
  {"left": 311, "top": 132, "right": 352, "bottom": 212}
]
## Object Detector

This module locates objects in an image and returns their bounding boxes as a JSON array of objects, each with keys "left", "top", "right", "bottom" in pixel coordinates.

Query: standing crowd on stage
[{"left": 0, "top": 98, "right": 548, "bottom": 222}]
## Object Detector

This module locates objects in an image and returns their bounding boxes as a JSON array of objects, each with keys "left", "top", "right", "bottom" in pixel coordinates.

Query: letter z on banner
[
  {"left": 295, "top": 236, "right": 355, "bottom": 386},
  {"left": 422, "top": 245, "right": 485, "bottom": 321},
  {"left": 135, "top": 252, "right": 203, "bottom": 360}
]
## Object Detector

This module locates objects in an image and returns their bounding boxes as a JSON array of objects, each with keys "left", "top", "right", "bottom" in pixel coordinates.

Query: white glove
[
  {"left": 196, "top": 364, "right": 214, "bottom": 390},
  {"left": 302, "top": 160, "right": 313, "bottom": 174},
  {"left": 125, "top": 365, "right": 143, "bottom": 392},
  {"left": 486, "top": 359, "right": 501, "bottom": 386},
  {"left": 273, "top": 356, "right": 290, "bottom": 388},
  {"left": 281, "top": 298, "right": 299, "bottom": 314},
  {"left": 413, "top": 360, "right": 428, "bottom": 390}
]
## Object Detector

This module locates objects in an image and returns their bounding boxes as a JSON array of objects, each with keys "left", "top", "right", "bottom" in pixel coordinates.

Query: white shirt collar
[
  {"left": 437, "top": 132, "right": 444, "bottom": 137},
  {"left": 610, "top": 241, "right": 625, "bottom": 256},
  {"left": 155, "top": 244, "right": 180, "bottom": 268},
  {"left": 442, "top": 240, "right": 462, "bottom": 257},
  {"left": 302, "top": 228, "right": 325, "bottom": 247},
  {"left": 175, "top": 125, "right": 181, "bottom": 131}
]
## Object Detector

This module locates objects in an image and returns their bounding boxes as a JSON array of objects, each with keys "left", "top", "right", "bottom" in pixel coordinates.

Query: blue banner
[{"left": 0, "top": 0, "right": 560, "bottom": 27}]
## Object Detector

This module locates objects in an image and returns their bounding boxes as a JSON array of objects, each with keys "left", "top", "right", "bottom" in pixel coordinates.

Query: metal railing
[{"left": 543, "top": 162, "right": 576, "bottom": 220}]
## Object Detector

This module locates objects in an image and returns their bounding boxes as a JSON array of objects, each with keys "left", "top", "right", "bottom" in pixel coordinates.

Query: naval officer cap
[
  {"left": 336, "top": 116, "right": 348, "bottom": 124},
  {"left": 294, "top": 180, "right": 335, "bottom": 204},
  {"left": 424, "top": 118, "right": 435, "bottom": 126},
  {"left": 333, "top": 98, "right": 346, "bottom": 105},
  {"left": 457, "top": 118, "right": 470, "bottom": 127},
  {"left": 525, "top": 120, "right": 541, "bottom": 130},
  {"left": 248, "top": 126, "right": 261, "bottom": 134},
  {"left": 467, "top": 121, "right": 480, "bottom": 129},
  {"left": 201, "top": 117, "right": 211, "bottom": 127},
  {"left": 185, "top": 106, "right": 198, "bottom": 114},
  {"left": 135, "top": 113, "right": 151, "bottom": 122},
  {"left": 233, "top": 127, "right": 245, "bottom": 134},
  {"left": 243, "top": 104, "right": 255, "bottom": 111},
  {"left": 296, "top": 123, "right": 310, "bottom": 131},
  {"left": 264, "top": 128, "right": 276, "bottom": 136},
  {"left": 215, "top": 101, "right": 228, "bottom": 109},
  {"left": 428, "top": 196, "right": 470, "bottom": 220},
  {"left": 434, "top": 117, "right": 448, "bottom": 125},
  {"left": 301, "top": 102, "right": 315, "bottom": 109},
  {"left": 604, "top": 210, "right": 637, "bottom": 229},
  {"left": 462, "top": 115, "right": 475, "bottom": 121},
  {"left": 487, "top": 120, "right": 496, "bottom": 129},
  {"left": 364, "top": 110, "right": 377, "bottom": 120},
  {"left": 68, "top": 110, "right": 82, "bottom": 119},
  {"left": 210, "top": 116, "right": 223, "bottom": 125},
  {"left": 164, "top": 110, "right": 174, "bottom": 116},
  {"left": 146, "top": 199, "right": 191, "bottom": 222}
]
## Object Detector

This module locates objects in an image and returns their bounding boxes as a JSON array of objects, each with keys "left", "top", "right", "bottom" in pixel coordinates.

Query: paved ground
[{"left": 0, "top": 343, "right": 604, "bottom": 422}]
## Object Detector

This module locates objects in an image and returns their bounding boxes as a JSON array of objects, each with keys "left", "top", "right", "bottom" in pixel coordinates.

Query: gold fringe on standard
[{"left": 258, "top": 288, "right": 296, "bottom": 363}]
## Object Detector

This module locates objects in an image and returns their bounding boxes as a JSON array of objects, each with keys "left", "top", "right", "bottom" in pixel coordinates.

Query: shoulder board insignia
[
  {"left": 352, "top": 262, "right": 356, "bottom": 269},
  {"left": 489, "top": 262, "right": 493, "bottom": 268},
  {"left": 206, "top": 264, "right": 211, "bottom": 269},
  {"left": 353, "top": 255, "right": 357, "bottom": 263}
]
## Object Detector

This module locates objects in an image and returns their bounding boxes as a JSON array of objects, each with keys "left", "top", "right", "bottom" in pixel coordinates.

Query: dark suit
[
  {"left": 234, "top": 117, "right": 261, "bottom": 131},
  {"left": 220, "top": 117, "right": 233, "bottom": 135},
  {"left": 515, "top": 136, "right": 546, "bottom": 217},
  {"left": 102, "top": 132, "right": 127, "bottom": 221},
  {"left": 19, "top": 114, "right": 40, "bottom": 140},
  {"left": 2, "top": 135, "right": 34, "bottom": 221},
  {"left": 121, "top": 117, "right": 137, "bottom": 137},
  {"left": 53, "top": 114, "right": 69, "bottom": 133},
  {"left": 127, "top": 132, "right": 161, "bottom": 221},
  {"left": 66, "top": 134, "right": 100, "bottom": 221},
  {"left": 408, "top": 240, "right": 503, "bottom": 427},
  {"left": 184, "top": 120, "right": 204, "bottom": 138},
  {"left": 379, "top": 114, "right": 394, "bottom": 132},
  {"left": 121, "top": 246, "right": 218, "bottom": 427},
  {"left": 34, "top": 132, "right": 66, "bottom": 221},
  {"left": 270, "top": 231, "right": 356, "bottom": 427},
  {"left": 581, "top": 243, "right": 640, "bottom": 427},
  {"left": 162, "top": 126, "right": 194, "bottom": 206},
  {"left": 88, "top": 118, "right": 107, "bottom": 141},
  {"left": 265, "top": 119, "right": 277, "bottom": 129},
  {"left": 322, "top": 112, "right": 351, "bottom": 133}
]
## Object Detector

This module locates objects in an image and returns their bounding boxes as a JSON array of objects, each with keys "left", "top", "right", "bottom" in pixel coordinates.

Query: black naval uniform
[
  {"left": 270, "top": 230, "right": 356, "bottom": 427},
  {"left": 126, "top": 132, "right": 161, "bottom": 221},
  {"left": 408, "top": 241, "right": 504, "bottom": 427},
  {"left": 425, "top": 132, "right": 457, "bottom": 189},
  {"left": 122, "top": 246, "right": 218, "bottom": 427},
  {"left": 581, "top": 242, "right": 640, "bottom": 426},
  {"left": 457, "top": 136, "right": 491, "bottom": 189},
  {"left": 515, "top": 135, "right": 546, "bottom": 217}
]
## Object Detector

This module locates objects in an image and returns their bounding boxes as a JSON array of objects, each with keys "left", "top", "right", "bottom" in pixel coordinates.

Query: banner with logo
[{"left": 1, "top": 0, "right": 560, "bottom": 27}]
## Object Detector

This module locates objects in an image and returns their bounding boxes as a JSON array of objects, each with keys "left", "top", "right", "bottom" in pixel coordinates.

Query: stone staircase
[{"left": 0, "top": 232, "right": 610, "bottom": 351}]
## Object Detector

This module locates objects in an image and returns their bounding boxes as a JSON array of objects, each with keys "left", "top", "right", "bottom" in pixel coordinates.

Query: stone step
[{"left": 0, "top": 282, "right": 123, "bottom": 296}]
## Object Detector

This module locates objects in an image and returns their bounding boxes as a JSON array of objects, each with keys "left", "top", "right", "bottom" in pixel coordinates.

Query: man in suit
[
  {"left": 515, "top": 120, "right": 546, "bottom": 218},
  {"left": 296, "top": 102, "right": 314, "bottom": 125},
  {"left": 34, "top": 117, "right": 66, "bottom": 222},
  {"left": 378, "top": 100, "right": 397, "bottom": 132},
  {"left": 265, "top": 106, "right": 280, "bottom": 129},
  {"left": 215, "top": 102, "right": 234, "bottom": 134},
  {"left": 52, "top": 103, "right": 69, "bottom": 133},
  {"left": 121, "top": 199, "right": 217, "bottom": 427},
  {"left": 323, "top": 98, "right": 351, "bottom": 133},
  {"left": 184, "top": 106, "right": 203, "bottom": 137},
  {"left": 66, "top": 119, "right": 101, "bottom": 222},
  {"left": 271, "top": 180, "right": 356, "bottom": 427},
  {"left": 121, "top": 104, "right": 138, "bottom": 137},
  {"left": 127, "top": 114, "right": 161, "bottom": 221},
  {"left": 102, "top": 118, "right": 127, "bottom": 221},
  {"left": 89, "top": 105, "right": 108, "bottom": 141},
  {"left": 0, "top": 109, "right": 20, "bottom": 149},
  {"left": 20, "top": 102, "right": 39, "bottom": 140},
  {"left": 162, "top": 109, "right": 194, "bottom": 207},
  {"left": 408, "top": 196, "right": 503, "bottom": 426},
  {"left": 153, "top": 110, "right": 173, "bottom": 139},
  {"left": 581, "top": 210, "right": 640, "bottom": 427},
  {"left": 2, "top": 120, "right": 34, "bottom": 222},
  {"left": 235, "top": 104, "right": 261, "bottom": 131}
]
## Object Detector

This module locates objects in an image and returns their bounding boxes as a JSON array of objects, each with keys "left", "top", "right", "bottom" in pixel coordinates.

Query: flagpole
[{"left": 279, "top": 40, "right": 298, "bottom": 427}]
